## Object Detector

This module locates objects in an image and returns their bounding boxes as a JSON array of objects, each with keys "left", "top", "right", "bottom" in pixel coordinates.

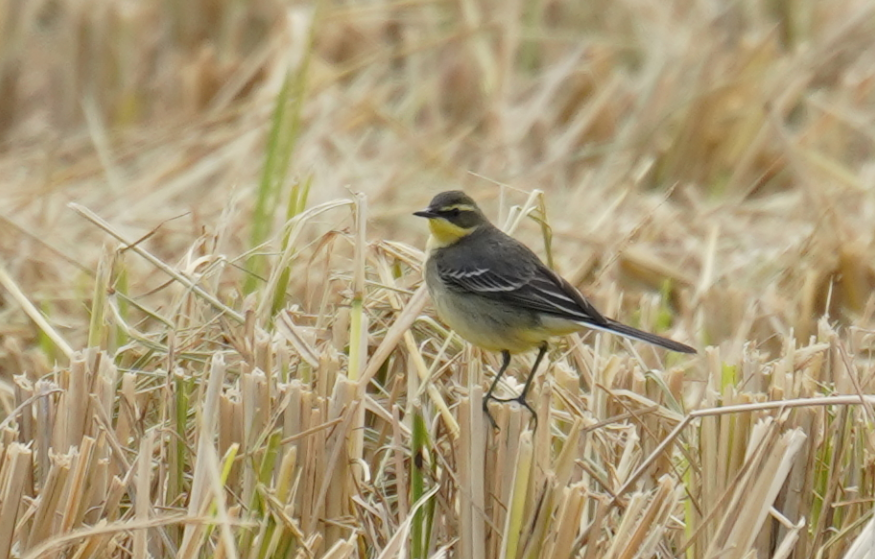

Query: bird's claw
[
  {"left": 483, "top": 394, "right": 538, "bottom": 431},
  {"left": 482, "top": 399, "right": 499, "bottom": 431}
]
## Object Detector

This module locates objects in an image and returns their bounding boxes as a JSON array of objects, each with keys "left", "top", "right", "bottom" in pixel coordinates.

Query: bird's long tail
[{"left": 585, "top": 318, "right": 696, "bottom": 354}]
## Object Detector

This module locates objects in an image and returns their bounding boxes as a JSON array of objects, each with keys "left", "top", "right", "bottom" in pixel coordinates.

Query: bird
[{"left": 414, "top": 190, "right": 696, "bottom": 428}]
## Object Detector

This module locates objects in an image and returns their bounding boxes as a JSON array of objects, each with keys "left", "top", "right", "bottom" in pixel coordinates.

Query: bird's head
[{"left": 414, "top": 191, "right": 489, "bottom": 246}]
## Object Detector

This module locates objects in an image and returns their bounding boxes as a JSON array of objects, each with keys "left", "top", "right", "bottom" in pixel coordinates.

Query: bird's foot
[
  {"left": 481, "top": 398, "right": 499, "bottom": 431},
  {"left": 486, "top": 394, "right": 538, "bottom": 431}
]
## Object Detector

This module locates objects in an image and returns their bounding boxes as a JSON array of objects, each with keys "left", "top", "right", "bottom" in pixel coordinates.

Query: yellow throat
[{"left": 426, "top": 217, "right": 474, "bottom": 250}]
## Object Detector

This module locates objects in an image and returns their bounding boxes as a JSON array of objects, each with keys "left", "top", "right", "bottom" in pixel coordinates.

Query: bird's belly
[{"left": 429, "top": 287, "right": 546, "bottom": 353}]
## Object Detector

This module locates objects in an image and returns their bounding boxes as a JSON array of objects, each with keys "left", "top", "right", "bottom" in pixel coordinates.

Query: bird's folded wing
[{"left": 436, "top": 261, "right": 608, "bottom": 326}]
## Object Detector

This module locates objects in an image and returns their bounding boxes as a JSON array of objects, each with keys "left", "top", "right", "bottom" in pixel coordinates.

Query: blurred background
[{"left": 3, "top": 0, "right": 875, "bottom": 364}]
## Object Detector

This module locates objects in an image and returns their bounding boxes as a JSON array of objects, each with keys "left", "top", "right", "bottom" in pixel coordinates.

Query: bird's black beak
[{"left": 413, "top": 209, "right": 438, "bottom": 218}]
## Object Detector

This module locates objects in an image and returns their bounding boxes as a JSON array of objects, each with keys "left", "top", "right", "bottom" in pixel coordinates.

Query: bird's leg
[
  {"left": 483, "top": 350, "right": 511, "bottom": 429},
  {"left": 491, "top": 342, "right": 548, "bottom": 430},
  {"left": 518, "top": 342, "right": 548, "bottom": 403}
]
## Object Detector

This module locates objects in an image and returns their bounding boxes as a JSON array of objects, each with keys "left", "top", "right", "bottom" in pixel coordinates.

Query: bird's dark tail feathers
[{"left": 588, "top": 318, "right": 696, "bottom": 354}]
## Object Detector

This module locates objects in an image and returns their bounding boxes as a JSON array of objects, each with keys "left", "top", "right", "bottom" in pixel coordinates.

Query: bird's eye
[{"left": 448, "top": 208, "right": 461, "bottom": 217}]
